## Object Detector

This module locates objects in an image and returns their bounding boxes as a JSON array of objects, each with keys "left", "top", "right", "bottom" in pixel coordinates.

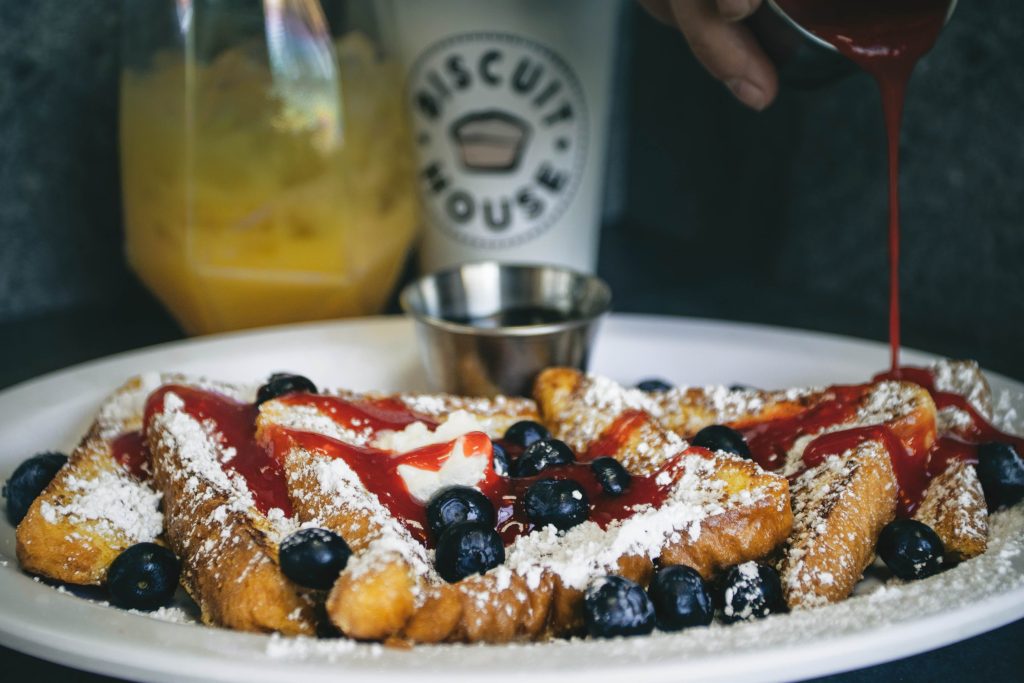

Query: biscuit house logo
[{"left": 409, "top": 33, "right": 588, "bottom": 249}]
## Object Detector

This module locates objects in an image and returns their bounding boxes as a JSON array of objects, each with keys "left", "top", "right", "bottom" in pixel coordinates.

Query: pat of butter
[
  {"left": 372, "top": 410, "right": 488, "bottom": 452},
  {"left": 397, "top": 434, "right": 490, "bottom": 504}
]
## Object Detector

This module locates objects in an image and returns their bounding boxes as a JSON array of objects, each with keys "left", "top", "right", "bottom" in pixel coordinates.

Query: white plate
[{"left": 1, "top": 314, "right": 1022, "bottom": 683}]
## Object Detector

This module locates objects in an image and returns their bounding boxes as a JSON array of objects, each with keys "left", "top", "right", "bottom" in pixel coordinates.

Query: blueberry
[
  {"left": 719, "top": 562, "right": 785, "bottom": 623},
  {"left": 590, "top": 457, "right": 631, "bottom": 496},
  {"left": 107, "top": 542, "right": 181, "bottom": 611},
  {"left": 426, "top": 485, "right": 496, "bottom": 538},
  {"left": 279, "top": 528, "right": 352, "bottom": 589},
  {"left": 434, "top": 522, "right": 505, "bottom": 583},
  {"left": 503, "top": 420, "right": 551, "bottom": 448},
  {"left": 491, "top": 441, "right": 510, "bottom": 476},
  {"left": 512, "top": 438, "right": 575, "bottom": 477},
  {"left": 691, "top": 425, "right": 751, "bottom": 459},
  {"left": 256, "top": 373, "right": 317, "bottom": 405},
  {"left": 3, "top": 451, "right": 68, "bottom": 525},
  {"left": 876, "top": 519, "right": 944, "bottom": 580},
  {"left": 648, "top": 565, "right": 713, "bottom": 631},
  {"left": 584, "top": 575, "right": 656, "bottom": 638},
  {"left": 976, "top": 442, "right": 1024, "bottom": 510},
  {"left": 524, "top": 479, "right": 589, "bottom": 531},
  {"left": 636, "top": 378, "right": 673, "bottom": 393}
]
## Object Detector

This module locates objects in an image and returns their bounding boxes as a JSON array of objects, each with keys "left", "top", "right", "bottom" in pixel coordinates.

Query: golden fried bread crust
[
  {"left": 915, "top": 359, "right": 994, "bottom": 561},
  {"left": 759, "top": 382, "right": 936, "bottom": 608},
  {"left": 534, "top": 367, "right": 814, "bottom": 474},
  {"left": 932, "top": 360, "right": 993, "bottom": 418},
  {"left": 533, "top": 367, "right": 793, "bottom": 577},
  {"left": 326, "top": 549, "right": 652, "bottom": 643},
  {"left": 16, "top": 376, "right": 162, "bottom": 585},
  {"left": 270, "top": 426, "right": 562, "bottom": 644},
  {"left": 913, "top": 459, "right": 987, "bottom": 562},
  {"left": 655, "top": 451, "right": 793, "bottom": 578},
  {"left": 277, "top": 444, "right": 439, "bottom": 642},
  {"left": 779, "top": 442, "right": 898, "bottom": 609},
  {"left": 328, "top": 559, "right": 420, "bottom": 640},
  {"left": 329, "top": 560, "right": 556, "bottom": 643},
  {"left": 534, "top": 367, "right": 681, "bottom": 474},
  {"left": 146, "top": 387, "right": 315, "bottom": 635}
]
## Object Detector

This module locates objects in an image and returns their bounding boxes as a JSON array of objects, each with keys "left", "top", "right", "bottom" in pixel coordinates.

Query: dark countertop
[{"left": 1, "top": 301, "right": 1022, "bottom": 683}]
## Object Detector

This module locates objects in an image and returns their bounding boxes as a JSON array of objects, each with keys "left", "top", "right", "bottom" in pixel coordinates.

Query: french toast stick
[
  {"left": 16, "top": 375, "right": 163, "bottom": 585},
  {"left": 145, "top": 382, "right": 315, "bottom": 634}
]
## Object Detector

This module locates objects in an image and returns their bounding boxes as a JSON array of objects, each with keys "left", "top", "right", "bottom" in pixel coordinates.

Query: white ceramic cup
[{"left": 381, "top": 0, "right": 623, "bottom": 275}]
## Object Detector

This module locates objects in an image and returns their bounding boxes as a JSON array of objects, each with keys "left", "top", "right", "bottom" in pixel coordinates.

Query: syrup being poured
[{"left": 774, "top": 0, "right": 951, "bottom": 370}]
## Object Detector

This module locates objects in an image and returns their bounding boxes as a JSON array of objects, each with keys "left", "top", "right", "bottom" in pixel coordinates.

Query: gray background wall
[{"left": 1, "top": 0, "right": 1022, "bottom": 378}]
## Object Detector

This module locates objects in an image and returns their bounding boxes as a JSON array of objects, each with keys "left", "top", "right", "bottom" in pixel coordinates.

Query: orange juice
[{"left": 120, "top": 34, "right": 419, "bottom": 334}]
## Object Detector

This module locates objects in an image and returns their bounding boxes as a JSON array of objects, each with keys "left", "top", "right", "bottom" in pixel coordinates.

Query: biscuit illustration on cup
[{"left": 449, "top": 110, "right": 532, "bottom": 173}]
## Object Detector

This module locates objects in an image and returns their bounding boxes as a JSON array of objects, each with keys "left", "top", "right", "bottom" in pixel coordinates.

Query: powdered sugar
[
  {"left": 39, "top": 467, "right": 162, "bottom": 542},
  {"left": 504, "top": 453, "right": 763, "bottom": 591},
  {"left": 95, "top": 373, "right": 163, "bottom": 439},
  {"left": 155, "top": 392, "right": 256, "bottom": 513},
  {"left": 33, "top": 376, "right": 166, "bottom": 547},
  {"left": 699, "top": 385, "right": 770, "bottom": 422},
  {"left": 931, "top": 359, "right": 992, "bottom": 418},
  {"left": 395, "top": 392, "right": 537, "bottom": 438},
  {"left": 264, "top": 402, "right": 376, "bottom": 447},
  {"left": 992, "top": 388, "right": 1024, "bottom": 434},
  {"left": 722, "top": 561, "right": 770, "bottom": 620},
  {"left": 938, "top": 406, "right": 975, "bottom": 433},
  {"left": 128, "top": 604, "right": 198, "bottom": 624},
  {"left": 583, "top": 376, "right": 665, "bottom": 418},
  {"left": 552, "top": 375, "right": 691, "bottom": 471},
  {"left": 149, "top": 387, "right": 295, "bottom": 552},
  {"left": 914, "top": 459, "right": 988, "bottom": 559},
  {"left": 857, "top": 381, "right": 914, "bottom": 424},
  {"left": 284, "top": 448, "right": 434, "bottom": 584},
  {"left": 780, "top": 442, "right": 893, "bottom": 608},
  {"left": 266, "top": 633, "right": 382, "bottom": 660}
]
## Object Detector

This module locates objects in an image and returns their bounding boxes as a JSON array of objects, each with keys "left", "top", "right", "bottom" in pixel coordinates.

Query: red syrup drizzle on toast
[
  {"left": 110, "top": 430, "right": 151, "bottom": 481},
  {"left": 144, "top": 385, "right": 292, "bottom": 516},
  {"left": 265, "top": 412, "right": 675, "bottom": 548},
  {"left": 734, "top": 383, "right": 932, "bottom": 515},
  {"left": 878, "top": 367, "right": 1024, "bottom": 478},
  {"left": 136, "top": 361, "right": 1018, "bottom": 541},
  {"left": 139, "top": 385, "right": 675, "bottom": 547},
  {"left": 726, "top": 365, "right": 1021, "bottom": 517}
]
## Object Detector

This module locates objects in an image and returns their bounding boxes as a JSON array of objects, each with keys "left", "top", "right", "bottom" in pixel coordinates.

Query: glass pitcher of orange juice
[{"left": 120, "top": 0, "right": 418, "bottom": 334}]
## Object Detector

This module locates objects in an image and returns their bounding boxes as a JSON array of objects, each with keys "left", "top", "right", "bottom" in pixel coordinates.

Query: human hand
[{"left": 637, "top": 0, "right": 778, "bottom": 111}]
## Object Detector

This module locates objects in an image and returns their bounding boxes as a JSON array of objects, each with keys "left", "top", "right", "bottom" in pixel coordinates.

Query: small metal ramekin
[{"left": 400, "top": 262, "right": 611, "bottom": 397}]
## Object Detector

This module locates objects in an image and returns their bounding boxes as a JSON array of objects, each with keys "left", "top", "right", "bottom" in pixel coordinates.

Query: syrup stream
[{"left": 774, "top": 0, "right": 950, "bottom": 370}]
